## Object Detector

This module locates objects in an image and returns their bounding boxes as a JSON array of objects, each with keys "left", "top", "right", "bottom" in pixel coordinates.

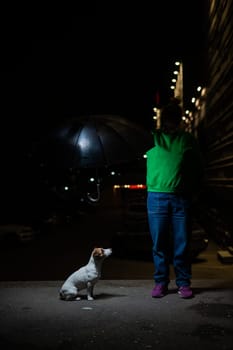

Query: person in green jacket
[{"left": 146, "top": 98, "right": 204, "bottom": 298}]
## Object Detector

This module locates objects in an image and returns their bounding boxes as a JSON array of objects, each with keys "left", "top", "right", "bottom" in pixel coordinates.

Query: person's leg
[
  {"left": 171, "top": 194, "right": 192, "bottom": 289},
  {"left": 147, "top": 192, "right": 171, "bottom": 288}
]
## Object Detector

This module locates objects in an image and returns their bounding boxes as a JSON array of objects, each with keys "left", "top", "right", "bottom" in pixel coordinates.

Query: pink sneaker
[
  {"left": 178, "top": 286, "right": 193, "bottom": 298},
  {"left": 151, "top": 284, "right": 168, "bottom": 298}
]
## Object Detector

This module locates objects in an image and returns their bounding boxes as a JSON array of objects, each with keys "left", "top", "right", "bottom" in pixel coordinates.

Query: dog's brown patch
[{"left": 92, "top": 247, "right": 104, "bottom": 257}]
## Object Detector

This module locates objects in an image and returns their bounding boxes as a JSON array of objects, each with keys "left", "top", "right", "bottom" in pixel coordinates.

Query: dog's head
[{"left": 92, "top": 247, "right": 112, "bottom": 259}]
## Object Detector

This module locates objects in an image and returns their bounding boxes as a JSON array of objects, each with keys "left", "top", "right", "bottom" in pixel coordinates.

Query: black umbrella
[
  {"left": 34, "top": 114, "right": 154, "bottom": 202},
  {"left": 38, "top": 114, "right": 153, "bottom": 169}
]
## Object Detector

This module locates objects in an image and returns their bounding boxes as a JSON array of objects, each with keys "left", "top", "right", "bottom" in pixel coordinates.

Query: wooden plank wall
[{"left": 195, "top": 0, "right": 233, "bottom": 247}]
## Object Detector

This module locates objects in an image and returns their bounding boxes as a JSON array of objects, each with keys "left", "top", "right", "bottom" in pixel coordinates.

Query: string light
[{"left": 152, "top": 60, "right": 206, "bottom": 132}]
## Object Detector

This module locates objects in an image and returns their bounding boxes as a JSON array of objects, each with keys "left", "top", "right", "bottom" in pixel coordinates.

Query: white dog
[{"left": 59, "top": 247, "right": 112, "bottom": 301}]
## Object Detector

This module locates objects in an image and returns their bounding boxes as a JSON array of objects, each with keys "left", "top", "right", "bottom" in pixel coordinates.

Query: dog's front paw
[{"left": 87, "top": 296, "right": 94, "bottom": 301}]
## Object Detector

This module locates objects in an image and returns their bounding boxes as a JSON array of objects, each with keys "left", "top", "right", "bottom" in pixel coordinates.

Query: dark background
[
  {"left": 1, "top": 1, "right": 208, "bottom": 133},
  {"left": 0, "top": 2, "right": 208, "bottom": 225}
]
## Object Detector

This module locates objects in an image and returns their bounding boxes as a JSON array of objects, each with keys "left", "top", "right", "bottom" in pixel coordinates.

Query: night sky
[{"left": 1, "top": 2, "right": 208, "bottom": 136}]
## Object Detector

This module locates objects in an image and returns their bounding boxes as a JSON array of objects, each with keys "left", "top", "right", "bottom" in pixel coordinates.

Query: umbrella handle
[{"left": 86, "top": 182, "right": 101, "bottom": 203}]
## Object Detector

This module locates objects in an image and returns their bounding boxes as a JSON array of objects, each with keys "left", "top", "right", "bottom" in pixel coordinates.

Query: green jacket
[{"left": 146, "top": 130, "right": 204, "bottom": 195}]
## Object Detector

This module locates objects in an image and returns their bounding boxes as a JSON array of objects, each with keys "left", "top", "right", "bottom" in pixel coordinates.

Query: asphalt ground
[
  {"left": 0, "top": 199, "right": 233, "bottom": 349},
  {"left": 0, "top": 278, "right": 233, "bottom": 350}
]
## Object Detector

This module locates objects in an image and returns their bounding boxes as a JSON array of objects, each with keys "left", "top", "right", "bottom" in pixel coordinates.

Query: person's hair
[{"left": 160, "top": 98, "right": 183, "bottom": 132}]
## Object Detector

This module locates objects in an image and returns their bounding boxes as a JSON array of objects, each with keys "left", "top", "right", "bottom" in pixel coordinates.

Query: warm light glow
[
  {"left": 201, "top": 87, "right": 206, "bottom": 96},
  {"left": 195, "top": 99, "right": 200, "bottom": 107},
  {"left": 113, "top": 184, "right": 147, "bottom": 190},
  {"left": 173, "top": 60, "right": 183, "bottom": 108}
]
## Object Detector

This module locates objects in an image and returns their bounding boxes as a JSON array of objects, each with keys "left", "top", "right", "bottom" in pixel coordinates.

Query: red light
[
  {"left": 113, "top": 184, "right": 146, "bottom": 190},
  {"left": 128, "top": 184, "right": 146, "bottom": 190}
]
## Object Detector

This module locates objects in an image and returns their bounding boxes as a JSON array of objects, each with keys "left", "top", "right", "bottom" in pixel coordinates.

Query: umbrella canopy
[{"left": 36, "top": 114, "right": 154, "bottom": 170}]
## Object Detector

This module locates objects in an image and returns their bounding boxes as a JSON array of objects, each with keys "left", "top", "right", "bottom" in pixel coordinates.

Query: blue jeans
[{"left": 147, "top": 192, "right": 192, "bottom": 287}]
